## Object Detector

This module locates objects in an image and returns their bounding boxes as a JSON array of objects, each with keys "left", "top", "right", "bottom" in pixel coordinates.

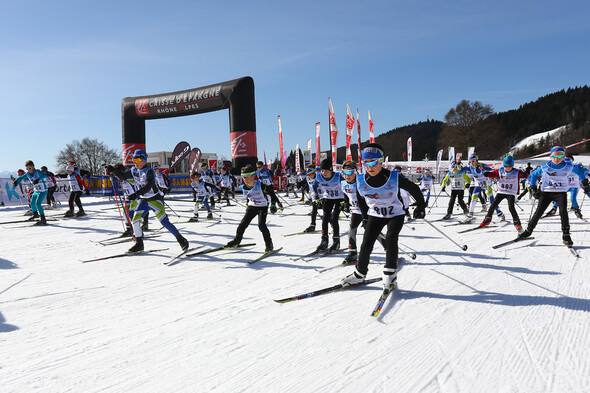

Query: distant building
[{"left": 146, "top": 151, "right": 219, "bottom": 174}]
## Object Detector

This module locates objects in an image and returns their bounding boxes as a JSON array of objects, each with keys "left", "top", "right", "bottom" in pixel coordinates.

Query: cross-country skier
[
  {"left": 106, "top": 150, "right": 188, "bottom": 253},
  {"left": 217, "top": 166, "right": 233, "bottom": 206},
  {"left": 466, "top": 154, "right": 504, "bottom": 219},
  {"left": 479, "top": 155, "right": 530, "bottom": 232},
  {"left": 341, "top": 144, "right": 426, "bottom": 289},
  {"left": 255, "top": 161, "right": 273, "bottom": 186},
  {"left": 58, "top": 164, "right": 88, "bottom": 217},
  {"left": 188, "top": 171, "right": 216, "bottom": 222},
  {"left": 301, "top": 164, "right": 320, "bottom": 232},
  {"left": 440, "top": 162, "right": 471, "bottom": 219},
  {"left": 12, "top": 160, "right": 49, "bottom": 225},
  {"left": 518, "top": 146, "right": 590, "bottom": 246},
  {"left": 152, "top": 164, "right": 170, "bottom": 195},
  {"left": 312, "top": 158, "right": 344, "bottom": 252},
  {"left": 200, "top": 163, "right": 217, "bottom": 210},
  {"left": 418, "top": 169, "right": 435, "bottom": 206},
  {"left": 40, "top": 166, "right": 58, "bottom": 209},
  {"left": 225, "top": 164, "right": 279, "bottom": 252}
]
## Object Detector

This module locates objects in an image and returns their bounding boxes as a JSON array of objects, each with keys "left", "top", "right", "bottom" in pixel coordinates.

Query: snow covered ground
[{"left": 1, "top": 192, "right": 590, "bottom": 393}]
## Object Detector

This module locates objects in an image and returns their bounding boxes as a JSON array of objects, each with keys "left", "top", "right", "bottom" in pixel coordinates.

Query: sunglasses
[
  {"left": 342, "top": 169, "right": 356, "bottom": 176},
  {"left": 241, "top": 171, "right": 255, "bottom": 178},
  {"left": 363, "top": 159, "right": 382, "bottom": 168},
  {"left": 550, "top": 154, "right": 565, "bottom": 159},
  {"left": 26, "top": 166, "right": 34, "bottom": 169}
]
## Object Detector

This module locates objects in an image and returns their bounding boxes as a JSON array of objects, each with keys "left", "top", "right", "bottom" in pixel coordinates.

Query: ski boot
[
  {"left": 75, "top": 210, "right": 86, "bottom": 217},
  {"left": 382, "top": 268, "right": 397, "bottom": 290},
  {"left": 342, "top": 250, "right": 358, "bottom": 265},
  {"left": 27, "top": 211, "right": 40, "bottom": 221},
  {"left": 207, "top": 212, "right": 213, "bottom": 219},
  {"left": 341, "top": 268, "right": 366, "bottom": 286},
  {"left": 315, "top": 236, "right": 329, "bottom": 253},
  {"left": 480, "top": 217, "right": 492, "bottom": 227},
  {"left": 442, "top": 213, "right": 452, "bottom": 220},
  {"left": 497, "top": 211, "right": 505, "bottom": 222},
  {"left": 34, "top": 215, "right": 47, "bottom": 226},
  {"left": 64, "top": 209, "right": 75, "bottom": 217},
  {"left": 563, "top": 233, "right": 573, "bottom": 247},
  {"left": 265, "top": 242, "right": 274, "bottom": 253},
  {"left": 574, "top": 207, "right": 583, "bottom": 219},
  {"left": 546, "top": 206, "right": 557, "bottom": 216},
  {"left": 188, "top": 215, "right": 199, "bottom": 222},
  {"left": 128, "top": 237, "right": 144, "bottom": 253},
  {"left": 176, "top": 235, "right": 189, "bottom": 251},
  {"left": 518, "top": 229, "right": 532, "bottom": 239},
  {"left": 304, "top": 225, "right": 316, "bottom": 233},
  {"left": 141, "top": 216, "right": 148, "bottom": 230},
  {"left": 329, "top": 236, "right": 340, "bottom": 252},
  {"left": 225, "top": 239, "right": 240, "bottom": 248},
  {"left": 121, "top": 227, "right": 133, "bottom": 237}
]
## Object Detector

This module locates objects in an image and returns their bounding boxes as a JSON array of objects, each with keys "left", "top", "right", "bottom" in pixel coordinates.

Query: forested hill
[{"left": 337, "top": 85, "right": 590, "bottom": 162}]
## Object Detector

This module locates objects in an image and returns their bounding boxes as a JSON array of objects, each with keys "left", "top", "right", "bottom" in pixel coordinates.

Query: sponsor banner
[
  {"left": 188, "top": 147, "right": 202, "bottom": 173},
  {"left": 230, "top": 131, "right": 257, "bottom": 159},
  {"left": 123, "top": 143, "right": 146, "bottom": 166},
  {"left": 278, "top": 116, "right": 285, "bottom": 168},
  {"left": 407, "top": 137, "right": 412, "bottom": 162},
  {"left": 328, "top": 98, "right": 339, "bottom": 165},
  {"left": 315, "top": 122, "right": 321, "bottom": 166},
  {"left": 0, "top": 178, "right": 86, "bottom": 206},
  {"left": 170, "top": 141, "right": 191, "bottom": 171},
  {"left": 356, "top": 109, "right": 361, "bottom": 166},
  {"left": 368, "top": 109, "right": 375, "bottom": 143},
  {"left": 345, "top": 104, "right": 354, "bottom": 161},
  {"left": 134, "top": 84, "right": 224, "bottom": 117},
  {"left": 208, "top": 159, "right": 218, "bottom": 172}
]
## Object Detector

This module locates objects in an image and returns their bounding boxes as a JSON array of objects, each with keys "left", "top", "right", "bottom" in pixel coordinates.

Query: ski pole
[
  {"left": 428, "top": 189, "right": 445, "bottom": 213},
  {"left": 163, "top": 201, "right": 181, "bottom": 218},
  {"left": 423, "top": 219, "right": 468, "bottom": 251},
  {"left": 528, "top": 198, "right": 537, "bottom": 221}
]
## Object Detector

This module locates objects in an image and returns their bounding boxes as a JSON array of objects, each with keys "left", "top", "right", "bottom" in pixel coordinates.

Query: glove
[
  {"left": 413, "top": 206, "right": 426, "bottom": 219},
  {"left": 270, "top": 204, "right": 277, "bottom": 214},
  {"left": 530, "top": 185, "right": 542, "bottom": 199},
  {"left": 33, "top": 179, "right": 39, "bottom": 184},
  {"left": 441, "top": 186, "right": 446, "bottom": 193},
  {"left": 85, "top": 189, "right": 90, "bottom": 196},
  {"left": 582, "top": 180, "right": 590, "bottom": 194},
  {"left": 12, "top": 179, "right": 18, "bottom": 187},
  {"left": 128, "top": 192, "right": 139, "bottom": 201}
]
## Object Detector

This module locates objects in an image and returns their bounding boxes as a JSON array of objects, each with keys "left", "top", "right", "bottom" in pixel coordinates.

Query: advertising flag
[
  {"left": 295, "top": 144, "right": 301, "bottom": 172},
  {"left": 368, "top": 109, "right": 376, "bottom": 143},
  {"left": 278, "top": 116, "right": 286, "bottom": 168},
  {"left": 356, "top": 109, "right": 361, "bottom": 166},
  {"left": 345, "top": 104, "right": 354, "bottom": 161},
  {"left": 407, "top": 137, "right": 412, "bottom": 163},
  {"left": 315, "top": 122, "right": 321, "bottom": 166},
  {"left": 328, "top": 98, "right": 339, "bottom": 165}
]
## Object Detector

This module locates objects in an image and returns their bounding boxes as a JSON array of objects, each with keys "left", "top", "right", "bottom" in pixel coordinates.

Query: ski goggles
[
  {"left": 241, "top": 171, "right": 256, "bottom": 177},
  {"left": 305, "top": 168, "right": 315, "bottom": 175},
  {"left": 363, "top": 159, "right": 383, "bottom": 168},
  {"left": 550, "top": 154, "right": 565, "bottom": 159},
  {"left": 132, "top": 157, "right": 144, "bottom": 163},
  {"left": 361, "top": 147, "right": 384, "bottom": 161},
  {"left": 342, "top": 168, "right": 356, "bottom": 176}
]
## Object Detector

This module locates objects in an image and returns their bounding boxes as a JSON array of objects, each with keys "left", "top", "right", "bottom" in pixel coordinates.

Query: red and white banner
[
  {"left": 208, "top": 159, "right": 218, "bottom": 172},
  {"left": 278, "top": 115, "right": 285, "bottom": 168},
  {"left": 368, "top": 109, "right": 376, "bottom": 143},
  {"left": 356, "top": 108, "right": 361, "bottom": 166},
  {"left": 307, "top": 138, "right": 312, "bottom": 165},
  {"left": 315, "top": 122, "right": 321, "bottom": 166},
  {"left": 407, "top": 137, "right": 412, "bottom": 163},
  {"left": 295, "top": 144, "right": 301, "bottom": 172},
  {"left": 345, "top": 104, "right": 354, "bottom": 161},
  {"left": 328, "top": 98, "right": 339, "bottom": 165}
]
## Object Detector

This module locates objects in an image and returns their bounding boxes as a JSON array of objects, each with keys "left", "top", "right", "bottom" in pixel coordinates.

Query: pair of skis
[
  {"left": 166, "top": 244, "right": 282, "bottom": 266},
  {"left": 274, "top": 277, "right": 394, "bottom": 317},
  {"left": 491, "top": 236, "right": 580, "bottom": 257}
]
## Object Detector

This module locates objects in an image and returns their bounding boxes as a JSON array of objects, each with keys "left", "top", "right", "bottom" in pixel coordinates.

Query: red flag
[
  {"left": 368, "top": 109, "right": 375, "bottom": 143},
  {"left": 328, "top": 98, "right": 338, "bottom": 165},
  {"left": 345, "top": 104, "right": 354, "bottom": 161},
  {"left": 356, "top": 108, "right": 361, "bottom": 166},
  {"left": 315, "top": 122, "right": 321, "bottom": 166}
]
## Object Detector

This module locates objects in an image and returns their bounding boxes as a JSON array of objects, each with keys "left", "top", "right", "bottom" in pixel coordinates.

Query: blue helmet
[
  {"left": 469, "top": 154, "right": 478, "bottom": 162},
  {"left": 133, "top": 149, "right": 147, "bottom": 161},
  {"left": 502, "top": 156, "right": 514, "bottom": 167},
  {"left": 152, "top": 163, "right": 160, "bottom": 169}
]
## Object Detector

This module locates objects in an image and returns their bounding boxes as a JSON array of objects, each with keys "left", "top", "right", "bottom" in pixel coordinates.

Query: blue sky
[{"left": 1, "top": 0, "right": 589, "bottom": 173}]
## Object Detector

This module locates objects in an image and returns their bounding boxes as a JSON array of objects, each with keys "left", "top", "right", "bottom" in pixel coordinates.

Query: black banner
[
  {"left": 170, "top": 141, "right": 191, "bottom": 171},
  {"left": 188, "top": 147, "right": 202, "bottom": 174}
]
